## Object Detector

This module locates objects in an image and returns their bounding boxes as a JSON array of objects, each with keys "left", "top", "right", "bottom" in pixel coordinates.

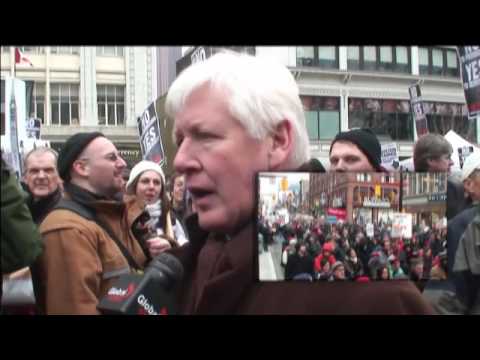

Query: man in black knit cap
[
  {"left": 37, "top": 132, "right": 149, "bottom": 314},
  {"left": 329, "top": 128, "right": 385, "bottom": 172}
]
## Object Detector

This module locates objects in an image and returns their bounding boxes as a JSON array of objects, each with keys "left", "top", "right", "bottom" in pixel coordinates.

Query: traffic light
[{"left": 281, "top": 177, "right": 288, "bottom": 191}]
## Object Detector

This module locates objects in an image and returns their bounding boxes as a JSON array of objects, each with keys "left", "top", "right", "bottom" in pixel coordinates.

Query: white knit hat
[
  {"left": 126, "top": 160, "right": 165, "bottom": 194},
  {"left": 462, "top": 151, "right": 480, "bottom": 181}
]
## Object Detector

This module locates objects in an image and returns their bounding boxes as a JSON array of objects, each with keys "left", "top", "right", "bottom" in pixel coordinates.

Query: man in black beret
[
  {"left": 37, "top": 132, "right": 149, "bottom": 314},
  {"left": 329, "top": 128, "right": 384, "bottom": 172}
]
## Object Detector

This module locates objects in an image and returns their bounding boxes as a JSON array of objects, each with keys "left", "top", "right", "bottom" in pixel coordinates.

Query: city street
[{"left": 259, "top": 233, "right": 285, "bottom": 281}]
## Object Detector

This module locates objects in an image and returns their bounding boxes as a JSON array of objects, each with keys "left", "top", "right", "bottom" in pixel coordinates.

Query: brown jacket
[
  {"left": 171, "top": 217, "right": 435, "bottom": 315},
  {"left": 39, "top": 192, "right": 148, "bottom": 315}
]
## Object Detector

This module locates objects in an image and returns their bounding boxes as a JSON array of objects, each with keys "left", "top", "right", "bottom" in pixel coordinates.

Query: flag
[{"left": 15, "top": 47, "right": 33, "bottom": 67}]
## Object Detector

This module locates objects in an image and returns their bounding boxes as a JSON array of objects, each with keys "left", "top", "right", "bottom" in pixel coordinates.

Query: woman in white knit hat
[{"left": 126, "top": 160, "right": 188, "bottom": 259}]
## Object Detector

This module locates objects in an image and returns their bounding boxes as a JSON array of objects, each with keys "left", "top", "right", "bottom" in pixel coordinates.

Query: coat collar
[{"left": 183, "top": 215, "right": 255, "bottom": 314}]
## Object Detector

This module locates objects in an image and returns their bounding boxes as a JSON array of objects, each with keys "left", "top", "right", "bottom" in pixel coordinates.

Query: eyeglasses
[{"left": 79, "top": 152, "right": 123, "bottom": 163}]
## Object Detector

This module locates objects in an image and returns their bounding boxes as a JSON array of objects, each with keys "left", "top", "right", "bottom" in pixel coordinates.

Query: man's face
[
  {"left": 381, "top": 267, "right": 389, "bottom": 280},
  {"left": 173, "top": 174, "right": 186, "bottom": 204},
  {"left": 24, "top": 151, "right": 60, "bottom": 199},
  {"left": 299, "top": 245, "right": 307, "bottom": 256},
  {"left": 329, "top": 141, "right": 375, "bottom": 172},
  {"left": 413, "top": 263, "right": 424, "bottom": 276},
  {"left": 334, "top": 265, "right": 345, "bottom": 279},
  {"left": 80, "top": 137, "right": 127, "bottom": 198},
  {"left": 173, "top": 85, "right": 272, "bottom": 235},
  {"left": 464, "top": 170, "right": 480, "bottom": 202},
  {"left": 384, "top": 238, "right": 391, "bottom": 250},
  {"left": 427, "top": 153, "right": 454, "bottom": 173}
]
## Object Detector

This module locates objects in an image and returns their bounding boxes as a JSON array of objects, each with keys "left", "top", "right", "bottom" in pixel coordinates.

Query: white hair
[{"left": 165, "top": 51, "right": 310, "bottom": 167}]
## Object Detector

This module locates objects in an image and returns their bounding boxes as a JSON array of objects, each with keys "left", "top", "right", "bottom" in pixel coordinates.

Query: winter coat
[
  {"left": 37, "top": 184, "right": 148, "bottom": 314},
  {"left": 344, "top": 257, "right": 364, "bottom": 279},
  {"left": 168, "top": 214, "right": 434, "bottom": 314},
  {"left": 285, "top": 253, "right": 314, "bottom": 280},
  {"left": 166, "top": 158, "right": 434, "bottom": 314},
  {"left": 314, "top": 253, "right": 336, "bottom": 272},
  {"left": 446, "top": 177, "right": 472, "bottom": 220},
  {"left": 453, "top": 209, "right": 480, "bottom": 314},
  {"left": 25, "top": 187, "right": 62, "bottom": 224},
  {"left": 1, "top": 158, "right": 42, "bottom": 275}
]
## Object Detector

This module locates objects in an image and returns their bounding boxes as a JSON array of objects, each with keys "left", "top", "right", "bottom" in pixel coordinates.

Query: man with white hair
[{"left": 166, "top": 51, "right": 434, "bottom": 314}]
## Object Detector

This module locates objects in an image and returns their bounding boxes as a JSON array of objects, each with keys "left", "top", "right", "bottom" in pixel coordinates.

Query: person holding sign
[{"left": 126, "top": 161, "right": 188, "bottom": 259}]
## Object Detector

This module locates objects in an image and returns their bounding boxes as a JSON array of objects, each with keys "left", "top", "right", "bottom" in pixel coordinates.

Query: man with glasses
[{"left": 37, "top": 132, "right": 149, "bottom": 314}]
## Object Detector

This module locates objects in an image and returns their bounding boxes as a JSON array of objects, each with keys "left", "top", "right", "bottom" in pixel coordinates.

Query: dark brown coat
[{"left": 170, "top": 215, "right": 435, "bottom": 315}]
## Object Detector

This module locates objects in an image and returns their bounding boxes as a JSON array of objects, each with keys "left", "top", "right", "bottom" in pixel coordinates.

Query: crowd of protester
[{"left": 258, "top": 215, "right": 447, "bottom": 283}]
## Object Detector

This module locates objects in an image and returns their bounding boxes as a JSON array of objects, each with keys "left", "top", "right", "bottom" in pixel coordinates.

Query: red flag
[{"left": 15, "top": 47, "right": 33, "bottom": 67}]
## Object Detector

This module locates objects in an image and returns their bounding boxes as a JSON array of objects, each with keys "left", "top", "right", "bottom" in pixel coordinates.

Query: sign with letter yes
[{"left": 137, "top": 101, "right": 166, "bottom": 166}]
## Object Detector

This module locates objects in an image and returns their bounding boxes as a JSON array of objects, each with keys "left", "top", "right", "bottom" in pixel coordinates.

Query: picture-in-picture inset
[{"left": 257, "top": 172, "right": 448, "bottom": 283}]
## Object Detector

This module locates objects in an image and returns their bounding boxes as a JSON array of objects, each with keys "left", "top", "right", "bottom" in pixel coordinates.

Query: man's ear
[
  {"left": 463, "top": 178, "right": 472, "bottom": 196},
  {"left": 268, "top": 120, "right": 294, "bottom": 170},
  {"left": 426, "top": 158, "right": 436, "bottom": 169},
  {"left": 72, "top": 159, "right": 89, "bottom": 178}
]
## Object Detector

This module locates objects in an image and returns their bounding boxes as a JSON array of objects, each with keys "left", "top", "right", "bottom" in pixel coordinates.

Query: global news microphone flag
[
  {"left": 457, "top": 46, "right": 480, "bottom": 118},
  {"left": 97, "top": 252, "right": 184, "bottom": 315}
]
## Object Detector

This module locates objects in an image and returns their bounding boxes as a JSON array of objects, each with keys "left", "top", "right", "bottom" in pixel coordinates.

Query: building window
[
  {"left": 395, "top": 46, "right": 410, "bottom": 73},
  {"left": 96, "top": 46, "right": 124, "bottom": 57},
  {"left": 1, "top": 80, "right": 4, "bottom": 135},
  {"left": 17, "top": 46, "right": 45, "bottom": 54},
  {"left": 296, "top": 46, "right": 339, "bottom": 69},
  {"left": 318, "top": 46, "right": 337, "bottom": 69},
  {"left": 50, "top": 46, "right": 80, "bottom": 55},
  {"left": 348, "top": 98, "right": 413, "bottom": 141},
  {"left": 364, "top": 46, "right": 377, "bottom": 71},
  {"left": 347, "top": 46, "right": 360, "bottom": 70},
  {"left": 50, "top": 83, "right": 79, "bottom": 125},
  {"left": 301, "top": 96, "right": 340, "bottom": 141},
  {"left": 31, "top": 83, "right": 45, "bottom": 124},
  {"left": 97, "top": 85, "right": 125, "bottom": 126},
  {"left": 347, "top": 46, "right": 411, "bottom": 74},
  {"left": 424, "top": 101, "right": 476, "bottom": 143},
  {"left": 379, "top": 46, "right": 393, "bottom": 71},
  {"left": 418, "top": 47, "right": 460, "bottom": 77}
]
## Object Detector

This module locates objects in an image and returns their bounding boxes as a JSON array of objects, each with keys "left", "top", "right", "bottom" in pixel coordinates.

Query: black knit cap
[
  {"left": 329, "top": 129, "right": 382, "bottom": 171},
  {"left": 57, "top": 132, "right": 105, "bottom": 182}
]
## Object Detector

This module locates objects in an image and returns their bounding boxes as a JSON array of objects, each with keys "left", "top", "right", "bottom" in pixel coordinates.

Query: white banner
[
  {"left": 2, "top": 77, "right": 27, "bottom": 176},
  {"left": 444, "top": 130, "right": 480, "bottom": 173},
  {"left": 391, "top": 213, "right": 412, "bottom": 239},
  {"left": 366, "top": 223, "right": 374, "bottom": 238},
  {"left": 381, "top": 142, "right": 399, "bottom": 170}
]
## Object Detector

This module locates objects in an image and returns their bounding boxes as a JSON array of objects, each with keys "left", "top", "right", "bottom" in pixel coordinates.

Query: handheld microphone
[{"left": 97, "top": 252, "right": 184, "bottom": 315}]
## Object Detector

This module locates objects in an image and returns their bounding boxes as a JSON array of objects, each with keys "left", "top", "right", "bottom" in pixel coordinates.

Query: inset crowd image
[{"left": 257, "top": 172, "right": 448, "bottom": 283}]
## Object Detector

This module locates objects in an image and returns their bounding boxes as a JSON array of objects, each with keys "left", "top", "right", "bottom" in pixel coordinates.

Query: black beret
[
  {"left": 329, "top": 129, "right": 383, "bottom": 171},
  {"left": 57, "top": 132, "right": 105, "bottom": 182}
]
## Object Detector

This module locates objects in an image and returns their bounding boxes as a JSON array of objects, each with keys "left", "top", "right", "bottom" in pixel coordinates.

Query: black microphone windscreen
[{"left": 149, "top": 252, "right": 184, "bottom": 284}]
